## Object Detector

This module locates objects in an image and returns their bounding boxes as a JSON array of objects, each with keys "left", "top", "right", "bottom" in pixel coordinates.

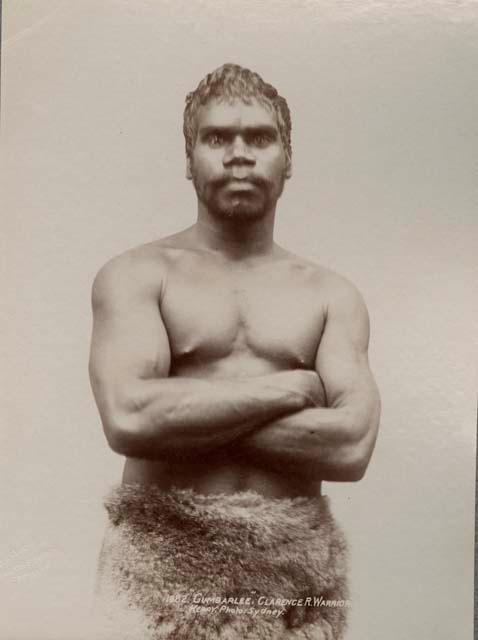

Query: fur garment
[{"left": 91, "top": 484, "right": 348, "bottom": 640}]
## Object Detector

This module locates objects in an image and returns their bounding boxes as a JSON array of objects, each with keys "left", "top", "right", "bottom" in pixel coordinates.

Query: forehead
[{"left": 196, "top": 98, "right": 278, "bottom": 131}]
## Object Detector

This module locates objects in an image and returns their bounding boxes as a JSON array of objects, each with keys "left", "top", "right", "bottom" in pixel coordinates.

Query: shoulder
[
  {"left": 311, "top": 268, "right": 370, "bottom": 347},
  {"left": 284, "top": 253, "right": 370, "bottom": 335},
  {"left": 282, "top": 250, "right": 368, "bottom": 312},
  {"left": 318, "top": 269, "right": 368, "bottom": 317},
  {"left": 91, "top": 241, "right": 172, "bottom": 309}
]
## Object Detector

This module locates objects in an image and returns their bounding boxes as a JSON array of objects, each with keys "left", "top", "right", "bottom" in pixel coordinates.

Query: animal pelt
[{"left": 92, "top": 484, "right": 348, "bottom": 640}]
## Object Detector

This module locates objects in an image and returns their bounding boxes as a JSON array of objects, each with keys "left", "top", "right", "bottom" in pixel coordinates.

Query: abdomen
[{"left": 122, "top": 455, "right": 320, "bottom": 498}]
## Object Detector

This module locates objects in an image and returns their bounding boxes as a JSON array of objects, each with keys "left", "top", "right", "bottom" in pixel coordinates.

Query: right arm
[{"left": 88, "top": 256, "right": 319, "bottom": 459}]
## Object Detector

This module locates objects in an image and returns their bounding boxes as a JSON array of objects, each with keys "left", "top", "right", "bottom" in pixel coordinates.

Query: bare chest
[{"left": 160, "top": 261, "right": 325, "bottom": 374}]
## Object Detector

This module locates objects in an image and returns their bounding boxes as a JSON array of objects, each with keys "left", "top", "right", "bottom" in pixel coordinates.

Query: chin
[
  {"left": 209, "top": 193, "right": 271, "bottom": 222},
  {"left": 212, "top": 205, "right": 268, "bottom": 222}
]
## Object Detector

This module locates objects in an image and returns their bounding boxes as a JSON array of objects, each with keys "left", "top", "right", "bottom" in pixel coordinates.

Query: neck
[{"left": 194, "top": 204, "right": 276, "bottom": 259}]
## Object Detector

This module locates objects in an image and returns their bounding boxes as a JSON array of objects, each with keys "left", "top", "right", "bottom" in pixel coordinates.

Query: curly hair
[{"left": 183, "top": 63, "right": 292, "bottom": 163}]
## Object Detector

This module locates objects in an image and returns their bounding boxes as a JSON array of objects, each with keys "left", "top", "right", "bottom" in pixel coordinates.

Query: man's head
[
  {"left": 184, "top": 64, "right": 292, "bottom": 166},
  {"left": 183, "top": 64, "right": 292, "bottom": 221}
]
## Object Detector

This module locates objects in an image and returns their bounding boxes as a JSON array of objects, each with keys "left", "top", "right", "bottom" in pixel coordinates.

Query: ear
[
  {"left": 186, "top": 156, "right": 193, "bottom": 180},
  {"left": 285, "top": 156, "right": 292, "bottom": 179}
]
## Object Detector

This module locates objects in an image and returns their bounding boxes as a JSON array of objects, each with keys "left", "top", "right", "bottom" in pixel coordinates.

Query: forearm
[
  {"left": 236, "top": 405, "right": 375, "bottom": 481},
  {"left": 107, "top": 371, "right": 311, "bottom": 459}
]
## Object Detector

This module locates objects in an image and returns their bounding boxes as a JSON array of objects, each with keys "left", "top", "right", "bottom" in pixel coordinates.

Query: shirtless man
[{"left": 89, "top": 64, "right": 380, "bottom": 640}]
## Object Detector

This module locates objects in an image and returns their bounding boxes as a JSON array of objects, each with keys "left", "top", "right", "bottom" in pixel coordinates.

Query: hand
[
  {"left": 292, "top": 370, "right": 326, "bottom": 407},
  {"left": 265, "top": 370, "right": 326, "bottom": 408}
]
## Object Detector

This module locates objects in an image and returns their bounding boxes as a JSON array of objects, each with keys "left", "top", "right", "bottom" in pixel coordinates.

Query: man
[{"left": 89, "top": 64, "right": 380, "bottom": 640}]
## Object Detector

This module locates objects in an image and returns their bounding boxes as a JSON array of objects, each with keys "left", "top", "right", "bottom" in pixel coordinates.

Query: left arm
[{"left": 236, "top": 279, "right": 381, "bottom": 482}]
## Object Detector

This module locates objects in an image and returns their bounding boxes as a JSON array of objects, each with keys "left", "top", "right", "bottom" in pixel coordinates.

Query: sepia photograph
[{"left": 1, "top": 2, "right": 476, "bottom": 639}]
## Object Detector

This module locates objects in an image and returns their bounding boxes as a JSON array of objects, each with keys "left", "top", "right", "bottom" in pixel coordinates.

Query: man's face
[{"left": 187, "top": 98, "right": 292, "bottom": 221}]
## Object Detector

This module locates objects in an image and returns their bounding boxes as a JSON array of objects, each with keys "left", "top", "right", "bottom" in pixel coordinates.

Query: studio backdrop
[{"left": 1, "top": 2, "right": 476, "bottom": 639}]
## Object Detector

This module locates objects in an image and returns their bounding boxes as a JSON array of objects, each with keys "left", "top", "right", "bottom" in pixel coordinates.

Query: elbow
[
  {"left": 102, "top": 409, "right": 172, "bottom": 460},
  {"left": 102, "top": 412, "right": 144, "bottom": 457},
  {"left": 305, "top": 443, "right": 370, "bottom": 482},
  {"left": 338, "top": 408, "right": 379, "bottom": 481},
  {"left": 324, "top": 422, "right": 378, "bottom": 482},
  {"left": 324, "top": 447, "right": 370, "bottom": 482},
  {"left": 339, "top": 450, "right": 369, "bottom": 482},
  {"left": 339, "top": 424, "right": 378, "bottom": 481},
  {"left": 319, "top": 452, "right": 368, "bottom": 482}
]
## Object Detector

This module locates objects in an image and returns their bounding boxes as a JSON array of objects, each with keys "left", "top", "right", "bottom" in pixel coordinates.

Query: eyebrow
[{"left": 199, "top": 125, "right": 278, "bottom": 138}]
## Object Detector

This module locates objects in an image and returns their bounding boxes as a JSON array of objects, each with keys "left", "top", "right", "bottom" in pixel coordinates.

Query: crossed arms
[{"left": 88, "top": 258, "right": 380, "bottom": 482}]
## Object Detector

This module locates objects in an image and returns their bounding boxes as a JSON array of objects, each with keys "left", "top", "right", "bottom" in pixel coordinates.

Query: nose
[{"left": 223, "top": 135, "right": 255, "bottom": 167}]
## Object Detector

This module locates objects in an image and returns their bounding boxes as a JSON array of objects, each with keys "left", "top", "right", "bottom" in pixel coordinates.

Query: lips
[
  {"left": 226, "top": 180, "right": 255, "bottom": 190},
  {"left": 225, "top": 174, "right": 264, "bottom": 187},
  {"left": 230, "top": 169, "right": 252, "bottom": 180},
  {"left": 209, "top": 175, "right": 267, "bottom": 194}
]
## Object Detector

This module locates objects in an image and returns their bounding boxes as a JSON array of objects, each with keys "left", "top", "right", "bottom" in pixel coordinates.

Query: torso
[{"left": 122, "top": 230, "right": 330, "bottom": 498}]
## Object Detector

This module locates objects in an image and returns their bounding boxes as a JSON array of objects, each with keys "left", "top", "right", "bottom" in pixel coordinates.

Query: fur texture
[{"left": 92, "top": 484, "right": 348, "bottom": 640}]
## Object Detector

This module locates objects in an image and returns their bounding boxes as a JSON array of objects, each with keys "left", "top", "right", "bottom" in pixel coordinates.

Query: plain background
[{"left": 1, "top": 1, "right": 477, "bottom": 639}]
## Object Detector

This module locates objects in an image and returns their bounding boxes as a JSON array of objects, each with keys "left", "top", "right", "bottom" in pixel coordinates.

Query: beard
[{"left": 192, "top": 172, "right": 286, "bottom": 222}]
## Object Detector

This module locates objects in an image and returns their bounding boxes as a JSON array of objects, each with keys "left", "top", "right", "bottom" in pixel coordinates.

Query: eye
[
  {"left": 207, "top": 133, "right": 225, "bottom": 147},
  {"left": 251, "top": 133, "right": 272, "bottom": 147}
]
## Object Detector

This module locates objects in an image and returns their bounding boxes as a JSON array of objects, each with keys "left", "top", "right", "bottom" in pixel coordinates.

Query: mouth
[
  {"left": 223, "top": 173, "right": 264, "bottom": 189},
  {"left": 225, "top": 180, "right": 256, "bottom": 191}
]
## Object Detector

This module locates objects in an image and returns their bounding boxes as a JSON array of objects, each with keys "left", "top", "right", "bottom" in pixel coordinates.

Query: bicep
[
  {"left": 315, "top": 281, "right": 380, "bottom": 434},
  {"left": 88, "top": 259, "right": 171, "bottom": 428}
]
